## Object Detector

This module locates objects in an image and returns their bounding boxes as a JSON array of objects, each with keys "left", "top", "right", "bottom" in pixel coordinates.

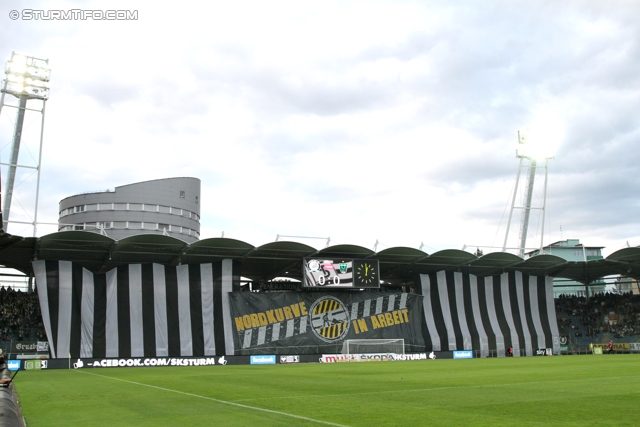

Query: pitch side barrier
[
  {"left": 319, "top": 353, "right": 433, "bottom": 363},
  {"left": 25, "top": 345, "right": 577, "bottom": 371},
  {"left": 28, "top": 354, "right": 318, "bottom": 369},
  {"left": 41, "top": 355, "right": 247, "bottom": 370},
  {"left": 27, "top": 352, "right": 454, "bottom": 370},
  {"left": 588, "top": 343, "right": 640, "bottom": 354}
]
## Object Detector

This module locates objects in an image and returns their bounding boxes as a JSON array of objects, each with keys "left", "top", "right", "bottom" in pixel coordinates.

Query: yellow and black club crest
[{"left": 309, "top": 296, "right": 350, "bottom": 342}]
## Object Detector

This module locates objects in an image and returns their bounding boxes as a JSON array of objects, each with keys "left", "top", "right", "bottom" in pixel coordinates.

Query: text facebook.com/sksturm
[{"left": 9, "top": 9, "right": 138, "bottom": 20}]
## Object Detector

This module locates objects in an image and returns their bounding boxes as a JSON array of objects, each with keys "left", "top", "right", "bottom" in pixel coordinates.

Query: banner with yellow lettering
[{"left": 229, "top": 291, "right": 425, "bottom": 355}]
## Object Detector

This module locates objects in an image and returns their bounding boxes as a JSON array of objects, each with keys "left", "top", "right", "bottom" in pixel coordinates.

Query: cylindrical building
[{"left": 58, "top": 177, "right": 201, "bottom": 243}]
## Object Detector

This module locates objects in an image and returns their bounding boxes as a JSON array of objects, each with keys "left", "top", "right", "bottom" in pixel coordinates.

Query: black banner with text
[{"left": 229, "top": 291, "right": 425, "bottom": 355}]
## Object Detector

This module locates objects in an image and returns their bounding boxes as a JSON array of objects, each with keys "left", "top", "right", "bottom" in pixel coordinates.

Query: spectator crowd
[
  {"left": 555, "top": 292, "right": 640, "bottom": 340},
  {"left": 0, "top": 287, "right": 45, "bottom": 343}
]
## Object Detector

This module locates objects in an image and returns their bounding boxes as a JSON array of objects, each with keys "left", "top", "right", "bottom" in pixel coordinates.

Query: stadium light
[
  {"left": 516, "top": 127, "right": 557, "bottom": 160},
  {"left": 3, "top": 52, "right": 51, "bottom": 100},
  {"left": 515, "top": 112, "right": 564, "bottom": 159},
  {"left": 0, "top": 51, "right": 51, "bottom": 236},
  {"left": 503, "top": 125, "right": 558, "bottom": 257}
]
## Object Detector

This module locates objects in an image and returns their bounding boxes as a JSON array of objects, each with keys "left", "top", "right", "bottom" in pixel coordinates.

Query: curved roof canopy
[{"left": 1, "top": 231, "right": 639, "bottom": 286}]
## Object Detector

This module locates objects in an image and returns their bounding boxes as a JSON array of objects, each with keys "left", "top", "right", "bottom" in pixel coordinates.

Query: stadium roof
[{"left": 1, "top": 231, "right": 640, "bottom": 286}]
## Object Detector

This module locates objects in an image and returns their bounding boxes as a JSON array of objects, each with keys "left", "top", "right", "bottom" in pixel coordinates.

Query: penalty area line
[{"left": 75, "top": 370, "right": 350, "bottom": 427}]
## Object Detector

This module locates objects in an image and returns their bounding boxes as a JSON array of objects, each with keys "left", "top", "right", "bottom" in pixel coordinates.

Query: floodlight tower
[
  {"left": 0, "top": 52, "right": 50, "bottom": 235},
  {"left": 502, "top": 128, "right": 555, "bottom": 257}
]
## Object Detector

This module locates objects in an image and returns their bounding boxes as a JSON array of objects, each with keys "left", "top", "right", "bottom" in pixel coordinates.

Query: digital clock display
[{"left": 302, "top": 258, "right": 380, "bottom": 288}]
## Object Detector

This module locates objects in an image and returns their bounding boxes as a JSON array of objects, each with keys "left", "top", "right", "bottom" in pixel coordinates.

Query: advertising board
[
  {"left": 7, "top": 360, "right": 21, "bottom": 371},
  {"left": 319, "top": 353, "right": 427, "bottom": 363},
  {"left": 453, "top": 351, "right": 473, "bottom": 359},
  {"left": 279, "top": 355, "right": 300, "bottom": 364},
  {"left": 250, "top": 355, "right": 276, "bottom": 365}
]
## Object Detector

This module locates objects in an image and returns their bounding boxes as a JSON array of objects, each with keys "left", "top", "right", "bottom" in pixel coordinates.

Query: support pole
[
  {"left": 2, "top": 94, "right": 28, "bottom": 231},
  {"left": 32, "top": 101, "right": 46, "bottom": 237},
  {"left": 503, "top": 157, "right": 523, "bottom": 252},
  {"left": 518, "top": 159, "right": 537, "bottom": 257},
  {"left": 539, "top": 160, "right": 549, "bottom": 253}
]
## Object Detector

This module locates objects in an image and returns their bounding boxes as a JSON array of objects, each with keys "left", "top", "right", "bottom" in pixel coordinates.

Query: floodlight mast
[
  {"left": 502, "top": 129, "right": 554, "bottom": 257},
  {"left": 0, "top": 52, "right": 50, "bottom": 235}
]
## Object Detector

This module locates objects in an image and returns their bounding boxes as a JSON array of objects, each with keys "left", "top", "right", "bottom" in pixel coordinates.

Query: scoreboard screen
[{"left": 302, "top": 258, "right": 380, "bottom": 289}]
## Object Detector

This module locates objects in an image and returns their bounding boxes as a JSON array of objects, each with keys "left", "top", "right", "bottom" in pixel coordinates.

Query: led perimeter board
[{"left": 302, "top": 258, "right": 380, "bottom": 289}]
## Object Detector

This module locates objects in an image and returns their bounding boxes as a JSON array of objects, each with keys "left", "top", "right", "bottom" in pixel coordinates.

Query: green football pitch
[{"left": 13, "top": 355, "right": 640, "bottom": 426}]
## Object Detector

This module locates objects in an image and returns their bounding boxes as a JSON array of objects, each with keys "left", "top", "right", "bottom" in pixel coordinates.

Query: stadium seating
[
  {"left": 556, "top": 292, "right": 640, "bottom": 351},
  {"left": 0, "top": 287, "right": 46, "bottom": 344}
]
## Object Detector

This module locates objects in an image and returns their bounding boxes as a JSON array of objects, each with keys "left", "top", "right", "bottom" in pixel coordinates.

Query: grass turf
[{"left": 13, "top": 355, "right": 640, "bottom": 426}]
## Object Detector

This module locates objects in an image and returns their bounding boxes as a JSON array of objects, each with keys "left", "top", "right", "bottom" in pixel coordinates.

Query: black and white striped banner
[
  {"left": 33, "top": 260, "right": 560, "bottom": 358},
  {"left": 32, "top": 260, "right": 235, "bottom": 359},
  {"left": 417, "top": 271, "right": 560, "bottom": 356}
]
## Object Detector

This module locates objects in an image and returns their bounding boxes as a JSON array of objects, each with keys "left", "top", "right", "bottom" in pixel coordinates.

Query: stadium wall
[{"left": 32, "top": 261, "right": 560, "bottom": 359}]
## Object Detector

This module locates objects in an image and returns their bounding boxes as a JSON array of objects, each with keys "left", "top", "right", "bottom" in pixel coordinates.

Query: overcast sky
[{"left": 0, "top": 0, "right": 638, "bottom": 257}]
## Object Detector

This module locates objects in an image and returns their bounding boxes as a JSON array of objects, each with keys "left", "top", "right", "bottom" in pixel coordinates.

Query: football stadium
[
  {"left": 2, "top": 9, "right": 640, "bottom": 425},
  {"left": 1, "top": 169, "right": 640, "bottom": 427},
  {"left": 1, "top": 223, "right": 640, "bottom": 425}
]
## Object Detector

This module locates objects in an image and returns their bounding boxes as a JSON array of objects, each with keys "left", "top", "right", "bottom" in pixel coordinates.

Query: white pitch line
[
  {"left": 233, "top": 374, "right": 640, "bottom": 402},
  {"left": 76, "top": 370, "right": 351, "bottom": 427}
]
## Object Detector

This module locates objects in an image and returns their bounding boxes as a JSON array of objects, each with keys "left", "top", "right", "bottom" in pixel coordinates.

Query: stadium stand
[
  {"left": 555, "top": 292, "right": 640, "bottom": 351},
  {"left": 0, "top": 287, "right": 36, "bottom": 427},
  {"left": 0, "top": 287, "right": 45, "bottom": 344},
  {"left": 0, "top": 284, "right": 639, "bottom": 359}
]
